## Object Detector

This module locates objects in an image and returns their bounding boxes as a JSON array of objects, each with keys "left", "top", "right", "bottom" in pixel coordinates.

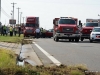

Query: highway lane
[{"left": 32, "top": 38, "right": 100, "bottom": 71}]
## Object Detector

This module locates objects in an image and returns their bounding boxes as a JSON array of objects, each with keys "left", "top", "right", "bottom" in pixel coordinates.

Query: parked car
[
  {"left": 90, "top": 27, "right": 100, "bottom": 42},
  {"left": 45, "top": 29, "right": 53, "bottom": 38}
]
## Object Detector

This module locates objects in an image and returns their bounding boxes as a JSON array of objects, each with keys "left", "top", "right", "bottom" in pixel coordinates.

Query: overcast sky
[{"left": 1, "top": 0, "right": 100, "bottom": 29}]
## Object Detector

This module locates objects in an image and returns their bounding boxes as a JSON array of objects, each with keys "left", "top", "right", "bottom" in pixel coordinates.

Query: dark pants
[
  {"left": 3, "top": 30, "right": 7, "bottom": 36},
  {"left": 40, "top": 32, "right": 43, "bottom": 38},
  {"left": 18, "top": 31, "right": 20, "bottom": 37},
  {"left": 10, "top": 31, "right": 13, "bottom": 36},
  {"left": 14, "top": 31, "right": 17, "bottom": 36},
  {"left": 1, "top": 31, "right": 4, "bottom": 36},
  {"left": 36, "top": 33, "right": 40, "bottom": 38},
  {"left": 43, "top": 33, "right": 45, "bottom": 38}
]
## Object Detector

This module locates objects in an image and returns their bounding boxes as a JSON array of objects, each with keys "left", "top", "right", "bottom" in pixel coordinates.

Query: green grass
[
  {"left": 0, "top": 49, "right": 16, "bottom": 68},
  {"left": 0, "top": 49, "right": 38, "bottom": 75},
  {"left": 0, "top": 34, "right": 24, "bottom": 43}
]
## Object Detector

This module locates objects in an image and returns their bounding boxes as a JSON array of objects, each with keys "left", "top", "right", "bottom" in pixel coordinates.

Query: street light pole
[
  {"left": 11, "top": 2, "right": 16, "bottom": 26},
  {"left": 0, "top": 0, "right": 1, "bottom": 22},
  {"left": 17, "top": 7, "right": 20, "bottom": 25},
  {"left": 11, "top": 10, "right": 13, "bottom": 19},
  {"left": 20, "top": 12, "right": 22, "bottom": 25},
  {"left": 23, "top": 17, "right": 25, "bottom": 24},
  {"left": 0, "top": 0, "right": 1, "bottom": 27}
]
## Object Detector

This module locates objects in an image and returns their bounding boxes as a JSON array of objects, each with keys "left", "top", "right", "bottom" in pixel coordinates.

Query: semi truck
[
  {"left": 23, "top": 16, "right": 39, "bottom": 37},
  {"left": 53, "top": 17, "right": 81, "bottom": 42}
]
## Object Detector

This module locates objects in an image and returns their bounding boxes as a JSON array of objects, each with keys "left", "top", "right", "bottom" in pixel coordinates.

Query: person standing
[
  {"left": 3, "top": 25, "right": 7, "bottom": 36},
  {"left": 35, "top": 27, "right": 40, "bottom": 39},
  {"left": 43, "top": 29, "right": 46, "bottom": 38},
  {"left": 9, "top": 25, "right": 13, "bottom": 36},
  {"left": 14, "top": 26, "right": 17, "bottom": 36},
  {"left": 18, "top": 26, "right": 21, "bottom": 37},
  {"left": 40, "top": 27, "right": 43, "bottom": 38},
  {"left": 1, "top": 26, "right": 4, "bottom": 36}
]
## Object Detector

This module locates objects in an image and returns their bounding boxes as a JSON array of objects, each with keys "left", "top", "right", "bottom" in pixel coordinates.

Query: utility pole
[
  {"left": 0, "top": 0, "right": 1, "bottom": 27},
  {"left": 11, "top": 2, "right": 16, "bottom": 26},
  {"left": 20, "top": 12, "right": 22, "bottom": 25},
  {"left": 23, "top": 17, "right": 25, "bottom": 24},
  {"left": 17, "top": 7, "right": 20, "bottom": 25},
  {"left": 11, "top": 10, "right": 13, "bottom": 19},
  {"left": 0, "top": 0, "right": 1, "bottom": 22}
]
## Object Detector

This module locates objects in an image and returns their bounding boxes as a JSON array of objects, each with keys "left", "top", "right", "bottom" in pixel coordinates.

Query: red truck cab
[
  {"left": 80, "top": 19, "right": 100, "bottom": 41},
  {"left": 23, "top": 16, "right": 39, "bottom": 37},
  {"left": 53, "top": 17, "right": 81, "bottom": 42}
]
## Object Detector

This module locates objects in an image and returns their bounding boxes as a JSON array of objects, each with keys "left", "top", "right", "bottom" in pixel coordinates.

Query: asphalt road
[{"left": 32, "top": 38, "right": 100, "bottom": 71}]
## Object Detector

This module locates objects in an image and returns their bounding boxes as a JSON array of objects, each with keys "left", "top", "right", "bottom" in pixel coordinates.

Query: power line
[
  {"left": 1, "top": 7, "right": 11, "bottom": 18},
  {"left": 1, "top": 0, "right": 12, "bottom": 11}
]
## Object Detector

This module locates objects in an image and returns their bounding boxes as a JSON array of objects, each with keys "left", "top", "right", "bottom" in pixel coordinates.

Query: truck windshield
[
  {"left": 92, "top": 28, "right": 100, "bottom": 32},
  {"left": 59, "top": 19, "right": 75, "bottom": 24},
  {"left": 26, "top": 23, "right": 36, "bottom": 27},
  {"left": 86, "top": 23, "right": 98, "bottom": 27}
]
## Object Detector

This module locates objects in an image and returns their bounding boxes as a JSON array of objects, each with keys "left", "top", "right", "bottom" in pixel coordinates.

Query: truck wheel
[
  {"left": 53, "top": 37, "right": 55, "bottom": 41},
  {"left": 69, "top": 39, "right": 71, "bottom": 42},
  {"left": 72, "top": 39, "right": 74, "bottom": 42},
  {"left": 55, "top": 37, "right": 59, "bottom": 42},
  {"left": 81, "top": 38, "right": 84, "bottom": 41},
  {"left": 90, "top": 40, "right": 93, "bottom": 43},
  {"left": 49, "top": 37, "right": 51, "bottom": 38},
  {"left": 75, "top": 38, "right": 79, "bottom": 42}
]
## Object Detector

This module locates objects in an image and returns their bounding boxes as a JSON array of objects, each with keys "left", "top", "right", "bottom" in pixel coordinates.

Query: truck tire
[
  {"left": 53, "top": 37, "right": 55, "bottom": 41},
  {"left": 90, "top": 40, "right": 93, "bottom": 43},
  {"left": 81, "top": 38, "right": 84, "bottom": 41},
  {"left": 72, "top": 39, "right": 74, "bottom": 42},
  {"left": 75, "top": 38, "right": 79, "bottom": 42},
  {"left": 49, "top": 37, "right": 51, "bottom": 38},
  {"left": 55, "top": 37, "right": 59, "bottom": 42},
  {"left": 69, "top": 39, "right": 71, "bottom": 42}
]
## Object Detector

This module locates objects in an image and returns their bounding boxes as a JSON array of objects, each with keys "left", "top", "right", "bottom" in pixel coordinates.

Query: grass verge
[{"left": 0, "top": 34, "right": 24, "bottom": 43}]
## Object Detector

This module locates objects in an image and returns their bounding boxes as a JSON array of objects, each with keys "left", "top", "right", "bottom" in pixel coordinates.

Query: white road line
[{"left": 33, "top": 42, "right": 61, "bottom": 66}]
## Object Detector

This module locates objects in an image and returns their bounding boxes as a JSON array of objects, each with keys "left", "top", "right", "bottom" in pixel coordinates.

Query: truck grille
[
  {"left": 82, "top": 29, "right": 92, "bottom": 34},
  {"left": 26, "top": 29, "right": 33, "bottom": 33},
  {"left": 62, "top": 28, "right": 73, "bottom": 32}
]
